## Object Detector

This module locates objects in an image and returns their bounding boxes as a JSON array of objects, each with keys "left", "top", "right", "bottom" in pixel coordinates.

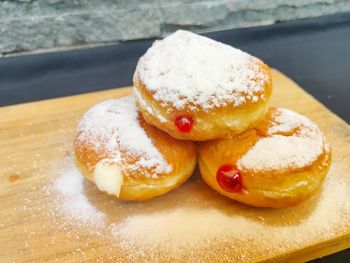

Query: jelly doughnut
[
  {"left": 133, "top": 30, "right": 272, "bottom": 141},
  {"left": 74, "top": 96, "right": 197, "bottom": 201},
  {"left": 199, "top": 108, "right": 331, "bottom": 208}
]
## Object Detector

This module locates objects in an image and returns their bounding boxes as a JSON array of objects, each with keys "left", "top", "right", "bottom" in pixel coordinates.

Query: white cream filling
[{"left": 93, "top": 160, "right": 124, "bottom": 197}]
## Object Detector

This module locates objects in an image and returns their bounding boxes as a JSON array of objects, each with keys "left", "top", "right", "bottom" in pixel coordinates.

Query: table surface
[{"left": 0, "top": 12, "right": 349, "bottom": 262}]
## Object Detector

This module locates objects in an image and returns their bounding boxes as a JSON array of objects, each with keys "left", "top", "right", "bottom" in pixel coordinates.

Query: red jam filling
[
  {"left": 174, "top": 116, "right": 193, "bottom": 132},
  {"left": 216, "top": 164, "right": 243, "bottom": 193}
]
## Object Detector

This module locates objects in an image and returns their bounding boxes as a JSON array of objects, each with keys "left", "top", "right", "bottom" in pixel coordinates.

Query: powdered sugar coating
[
  {"left": 76, "top": 96, "right": 172, "bottom": 177},
  {"left": 268, "top": 108, "right": 319, "bottom": 135},
  {"left": 237, "top": 108, "right": 326, "bottom": 172},
  {"left": 134, "top": 30, "right": 270, "bottom": 112}
]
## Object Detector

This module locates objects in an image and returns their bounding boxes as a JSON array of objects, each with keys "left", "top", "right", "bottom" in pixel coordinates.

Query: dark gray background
[{"left": 0, "top": 12, "right": 349, "bottom": 125}]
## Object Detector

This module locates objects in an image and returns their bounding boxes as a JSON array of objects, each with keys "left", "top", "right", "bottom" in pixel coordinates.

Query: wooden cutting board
[{"left": 1, "top": 69, "right": 350, "bottom": 263}]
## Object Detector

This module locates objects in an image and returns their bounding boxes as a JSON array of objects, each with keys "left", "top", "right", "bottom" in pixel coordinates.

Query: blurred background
[{"left": 1, "top": 0, "right": 350, "bottom": 56}]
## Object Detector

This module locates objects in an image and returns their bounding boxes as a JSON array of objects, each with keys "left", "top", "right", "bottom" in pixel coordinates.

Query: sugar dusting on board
[
  {"left": 109, "top": 164, "right": 350, "bottom": 261},
  {"left": 8, "top": 155, "right": 350, "bottom": 262},
  {"left": 53, "top": 162, "right": 106, "bottom": 226},
  {"left": 134, "top": 30, "right": 270, "bottom": 112},
  {"left": 20, "top": 156, "right": 347, "bottom": 262}
]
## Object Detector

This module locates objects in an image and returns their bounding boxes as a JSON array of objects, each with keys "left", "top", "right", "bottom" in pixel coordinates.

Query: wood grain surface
[{"left": 0, "top": 70, "right": 349, "bottom": 262}]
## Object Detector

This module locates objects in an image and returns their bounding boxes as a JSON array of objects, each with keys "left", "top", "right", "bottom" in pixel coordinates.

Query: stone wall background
[{"left": 1, "top": 0, "right": 350, "bottom": 56}]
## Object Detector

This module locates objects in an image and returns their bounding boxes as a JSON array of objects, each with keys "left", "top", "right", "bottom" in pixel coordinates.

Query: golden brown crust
[
  {"left": 199, "top": 108, "right": 332, "bottom": 208},
  {"left": 134, "top": 62, "right": 273, "bottom": 141},
  {"left": 74, "top": 114, "right": 197, "bottom": 179},
  {"left": 75, "top": 156, "right": 196, "bottom": 201},
  {"left": 74, "top": 98, "right": 197, "bottom": 201}
]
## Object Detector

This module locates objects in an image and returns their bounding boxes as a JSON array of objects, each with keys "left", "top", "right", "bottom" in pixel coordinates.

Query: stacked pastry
[{"left": 74, "top": 30, "right": 331, "bottom": 208}]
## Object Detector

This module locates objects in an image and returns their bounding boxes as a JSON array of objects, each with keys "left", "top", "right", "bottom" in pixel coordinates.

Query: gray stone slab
[{"left": 1, "top": 0, "right": 350, "bottom": 55}]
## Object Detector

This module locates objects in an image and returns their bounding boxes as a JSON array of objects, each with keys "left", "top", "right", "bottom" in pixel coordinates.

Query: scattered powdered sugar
[
  {"left": 268, "top": 108, "right": 319, "bottom": 135},
  {"left": 13, "top": 155, "right": 350, "bottom": 262},
  {"left": 108, "top": 164, "right": 350, "bottom": 262},
  {"left": 53, "top": 161, "right": 106, "bottom": 225},
  {"left": 237, "top": 108, "right": 325, "bottom": 171},
  {"left": 134, "top": 30, "right": 269, "bottom": 112},
  {"left": 76, "top": 96, "right": 172, "bottom": 177},
  {"left": 111, "top": 208, "right": 234, "bottom": 248},
  {"left": 237, "top": 135, "right": 324, "bottom": 171}
]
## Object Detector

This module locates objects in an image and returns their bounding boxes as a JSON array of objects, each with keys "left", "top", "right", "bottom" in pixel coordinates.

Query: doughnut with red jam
[
  {"left": 133, "top": 30, "right": 272, "bottom": 141},
  {"left": 199, "top": 108, "right": 332, "bottom": 208}
]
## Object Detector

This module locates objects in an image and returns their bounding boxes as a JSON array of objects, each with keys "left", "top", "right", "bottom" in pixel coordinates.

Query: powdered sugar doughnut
[
  {"left": 74, "top": 96, "right": 197, "bottom": 201},
  {"left": 133, "top": 30, "right": 272, "bottom": 141},
  {"left": 199, "top": 108, "right": 331, "bottom": 208}
]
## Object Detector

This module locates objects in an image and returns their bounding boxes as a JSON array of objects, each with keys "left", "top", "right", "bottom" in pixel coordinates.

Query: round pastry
[
  {"left": 74, "top": 96, "right": 197, "bottom": 201},
  {"left": 199, "top": 107, "right": 331, "bottom": 208},
  {"left": 133, "top": 30, "right": 272, "bottom": 141}
]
